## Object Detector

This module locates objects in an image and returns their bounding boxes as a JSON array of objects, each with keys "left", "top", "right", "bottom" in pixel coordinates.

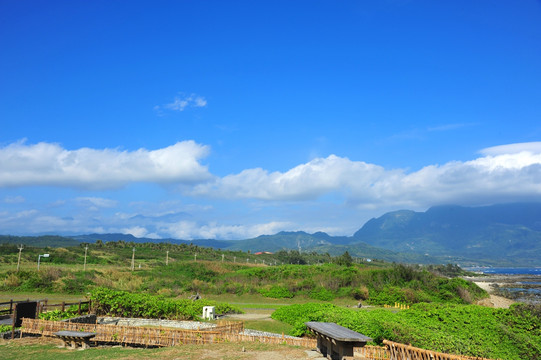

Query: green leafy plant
[
  {"left": 90, "top": 287, "right": 242, "bottom": 320},
  {"left": 272, "top": 302, "right": 541, "bottom": 360}
]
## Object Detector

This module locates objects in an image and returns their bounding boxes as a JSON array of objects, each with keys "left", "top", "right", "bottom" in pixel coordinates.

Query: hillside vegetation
[
  {"left": 0, "top": 241, "right": 484, "bottom": 306},
  {"left": 353, "top": 203, "right": 541, "bottom": 265},
  {"left": 2, "top": 240, "right": 539, "bottom": 359}
]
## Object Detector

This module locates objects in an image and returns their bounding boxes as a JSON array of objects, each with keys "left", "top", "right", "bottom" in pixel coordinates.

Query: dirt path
[
  {"left": 474, "top": 281, "right": 516, "bottom": 308},
  {"left": 225, "top": 312, "right": 272, "bottom": 321}
]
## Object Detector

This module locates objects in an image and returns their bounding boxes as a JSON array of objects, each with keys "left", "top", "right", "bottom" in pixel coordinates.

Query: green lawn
[{"left": 0, "top": 338, "right": 308, "bottom": 360}]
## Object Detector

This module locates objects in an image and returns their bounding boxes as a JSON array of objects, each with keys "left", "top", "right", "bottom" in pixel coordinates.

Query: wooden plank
[{"left": 54, "top": 331, "right": 96, "bottom": 338}]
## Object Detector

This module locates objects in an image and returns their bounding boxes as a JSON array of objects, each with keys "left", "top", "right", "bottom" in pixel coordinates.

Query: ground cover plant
[
  {"left": 90, "top": 288, "right": 243, "bottom": 320},
  {"left": 39, "top": 303, "right": 90, "bottom": 321},
  {"left": 271, "top": 302, "right": 541, "bottom": 360}
]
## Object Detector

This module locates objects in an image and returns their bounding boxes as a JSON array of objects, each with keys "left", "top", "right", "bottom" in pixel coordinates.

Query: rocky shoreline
[{"left": 464, "top": 274, "right": 541, "bottom": 306}]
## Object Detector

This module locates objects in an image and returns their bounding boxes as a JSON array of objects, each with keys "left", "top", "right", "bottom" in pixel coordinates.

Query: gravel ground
[
  {"left": 97, "top": 317, "right": 300, "bottom": 339},
  {"left": 241, "top": 328, "right": 299, "bottom": 339}
]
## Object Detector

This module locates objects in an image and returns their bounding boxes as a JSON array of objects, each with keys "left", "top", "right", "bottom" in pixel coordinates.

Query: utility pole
[
  {"left": 234, "top": 256, "right": 236, "bottom": 263},
  {"left": 16, "top": 245, "right": 23, "bottom": 272},
  {"left": 166, "top": 250, "right": 169, "bottom": 265},
  {"left": 194, "top": 253, "right": 197, "bottom": 262},
  {"left": 131, "top": 247, "right": 135, "bottom": 271},
  {"left": 83, "top": 245, "right": 88, "bottom": 271},
  {"left": 222, "top": 254, "right": 224, "bottom": 263}
]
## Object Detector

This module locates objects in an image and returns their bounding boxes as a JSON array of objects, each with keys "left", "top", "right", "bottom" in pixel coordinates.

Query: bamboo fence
[
  {"left": 354, "top": 345, "right": 391, "bottom": 360},
  {"left": 383, "top": 340, "right": 498, "bottom": 360},
  {"left": 22, "top": 318, "right": 244, "bottom": 347},
  {"left": 20, "top": 319, "right": 500, "bottom": 360},
  {"left": 218, "top": 333, "right": 317, "bottom": 347}
]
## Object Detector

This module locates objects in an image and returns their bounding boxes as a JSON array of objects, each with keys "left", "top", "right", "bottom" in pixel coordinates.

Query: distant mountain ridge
[
  {"left": 353, "top": 203, "right": 541, "bottom": 265},
  {"left": 2, "top": 203, "right": 540, "bottom": 266}
]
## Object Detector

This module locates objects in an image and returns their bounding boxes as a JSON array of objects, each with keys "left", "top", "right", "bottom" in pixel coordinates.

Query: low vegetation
[
  {"left": 0, "top": 259, "right": 486, "bottom": 306},
  {"left": 3, "top": 239, "right": 536, "bottom": 360},
  {"left": 90, "top": 288, "right": 242, "bottom": 319},
  {"left": 272, "top": 302, "right": 541, "bottom": 360}
]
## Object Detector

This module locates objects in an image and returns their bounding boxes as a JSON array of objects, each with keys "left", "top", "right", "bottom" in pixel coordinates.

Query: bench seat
[
  {"left": 54, "top": 330, "right": 96, "bottom": 349},
  {"left": 305, "top": 322, "right": 372, "bottom": 360}
]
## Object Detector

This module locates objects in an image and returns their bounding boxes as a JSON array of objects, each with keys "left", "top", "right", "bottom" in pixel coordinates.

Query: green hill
[{"left": 353, "top": 203, "right": 541, "bottom": 266}]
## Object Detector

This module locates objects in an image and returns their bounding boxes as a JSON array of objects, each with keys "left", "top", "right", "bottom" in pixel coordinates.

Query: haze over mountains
[{"left": 2, "top": 203, "right": 540, "bottom": 266}]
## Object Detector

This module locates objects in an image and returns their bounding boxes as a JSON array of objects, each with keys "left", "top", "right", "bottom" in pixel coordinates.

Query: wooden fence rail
[
  {"left": 0, "top": 299, "right": 30, "bottom": 315},
  {"left": 0, "top": 299, "right": 91, "bottom": 316},
  {"left": 38, "top": 300, "right": 91, "bottom": 315},
  {"left": 383, "top": 340, "right": 498, "bottom": 360}
]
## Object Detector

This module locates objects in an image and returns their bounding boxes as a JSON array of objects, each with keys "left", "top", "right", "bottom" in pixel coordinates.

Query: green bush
[
  {"left": 90, "top": 287, "right": 243, "bottom": 320},
  {"left": 309, "top": 286, "right": 334, "bottom": 301},
  {"left": 0, "top": 324, "right": 12, "bottom": 333},
  {"left": 259, "top": 285, "right": 294, "bottom": 298},
  {"left": 271, "top": 302, "right": 541, "bottom": 360}
]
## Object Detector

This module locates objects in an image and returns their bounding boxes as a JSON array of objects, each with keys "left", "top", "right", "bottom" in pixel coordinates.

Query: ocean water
[{"left": 465, "top": 267, "right": 541, "bottom": 275}]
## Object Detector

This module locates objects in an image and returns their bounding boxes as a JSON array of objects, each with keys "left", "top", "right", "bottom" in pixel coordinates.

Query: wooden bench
[
  {"left": 305, "top": 322, "right": 372, "bottom": 360},
  {"left": 53, "top": 330, "right": 96, "bottom": 349}
]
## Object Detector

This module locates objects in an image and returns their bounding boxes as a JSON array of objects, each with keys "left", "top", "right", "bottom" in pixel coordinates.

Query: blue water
[
  {"left": 464, "top": 267, "right": 541, "bottom": 304},
  {"left": 465, "top": 267, "right": 541, "bottom": 275}
]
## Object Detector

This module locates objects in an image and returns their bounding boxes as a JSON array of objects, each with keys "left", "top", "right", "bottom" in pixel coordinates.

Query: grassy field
[
  {"left": 204, "top": 292, "right": 360, "bottom": 308},
  {"left": 0, "top": 337, "right": 310, "bottom": 360},
  {"left": 0, "top": 291, "right": 88, "bottom": 303},
  {"left": 3, "top": 242, "right": 528, "bottom": 359}
]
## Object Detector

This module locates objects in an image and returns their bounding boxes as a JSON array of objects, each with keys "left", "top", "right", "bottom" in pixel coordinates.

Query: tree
[{"left": 335, "top": 251, "right": 353, "bottom": 267}]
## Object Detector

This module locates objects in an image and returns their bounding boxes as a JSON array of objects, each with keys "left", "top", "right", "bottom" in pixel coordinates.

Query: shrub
[
  {"left": 272, "top": 302, "right": 541, "bottom": 360},
  {"left": 259, "top": 285, "right": 294, "bottom": 299},
  {"left": 2, "top": 273, "right": 20, "bottom": 288},
  {"left": 309, "top": 287, "right": 334, "bottom": 301},
  {"left": 90, "top": 287, "right": 243, "bottom": 320}
]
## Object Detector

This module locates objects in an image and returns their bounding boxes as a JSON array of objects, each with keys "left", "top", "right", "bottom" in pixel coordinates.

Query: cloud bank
[
  {"left": 0, "top": 140, "right": 211, "bottom": 189},
  {"left": 1, "top": 140, "right": 541, "bottom": 239},
  {"left": 192, "top": 142, "right": 541, "bottom": 208}
]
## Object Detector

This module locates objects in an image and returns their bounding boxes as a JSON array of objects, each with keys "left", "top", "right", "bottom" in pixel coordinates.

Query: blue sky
[{"left": 1, "top": 0, "right": 541, "bottom": 239}]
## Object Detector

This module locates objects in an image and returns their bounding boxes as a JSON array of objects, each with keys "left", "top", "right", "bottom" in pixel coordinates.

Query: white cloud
[
  {"left": 157, "top": 93, "right": 207, "bottom": 112},
  {"left": 76, "top": 197, "right": 117, "bottom": 208},
  {"left": 191, "top": 142, "right": 541, "bottom": 209},
  {"left": 2, "top": 141, "right": 541, "bottom": 239},
  {"left": 121, "top": 226, "right": 160, "bottom": 239},
  {"left": 3, "top": 195, "right": 25, "bottom": 204},
  {"left": 427, "top": 123, "right": 474, "bottom": 132},
  {"left": 164, "top": 220, "right": 292, "bottom": 240},
  {"left": 0, "top": 140, "right": 211, "bottom": 189},
  {"left": 191, "top": 155, "right": 387, "bottom": 201},
  {"left": 480, "top": 142, "right": 541, "bottom": 156}
]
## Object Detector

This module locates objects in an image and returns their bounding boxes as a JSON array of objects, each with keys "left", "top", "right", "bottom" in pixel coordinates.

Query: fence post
[
  {"left": 11, "top": 304, "right": 17, "bottom": 340},
  {"left": 9, "top": 299, "right": 13, "bottom": 314},
  {"left": 78, "top": 301, "right": 81, "bottom": 315},
  {"left": 61, "top": 301, "right": 65, "bottom": 312}
]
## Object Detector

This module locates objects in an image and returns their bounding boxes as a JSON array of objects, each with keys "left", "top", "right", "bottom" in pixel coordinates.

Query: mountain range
[{"left": 2, "top": 203, "right": 540, "bottom": 266}]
